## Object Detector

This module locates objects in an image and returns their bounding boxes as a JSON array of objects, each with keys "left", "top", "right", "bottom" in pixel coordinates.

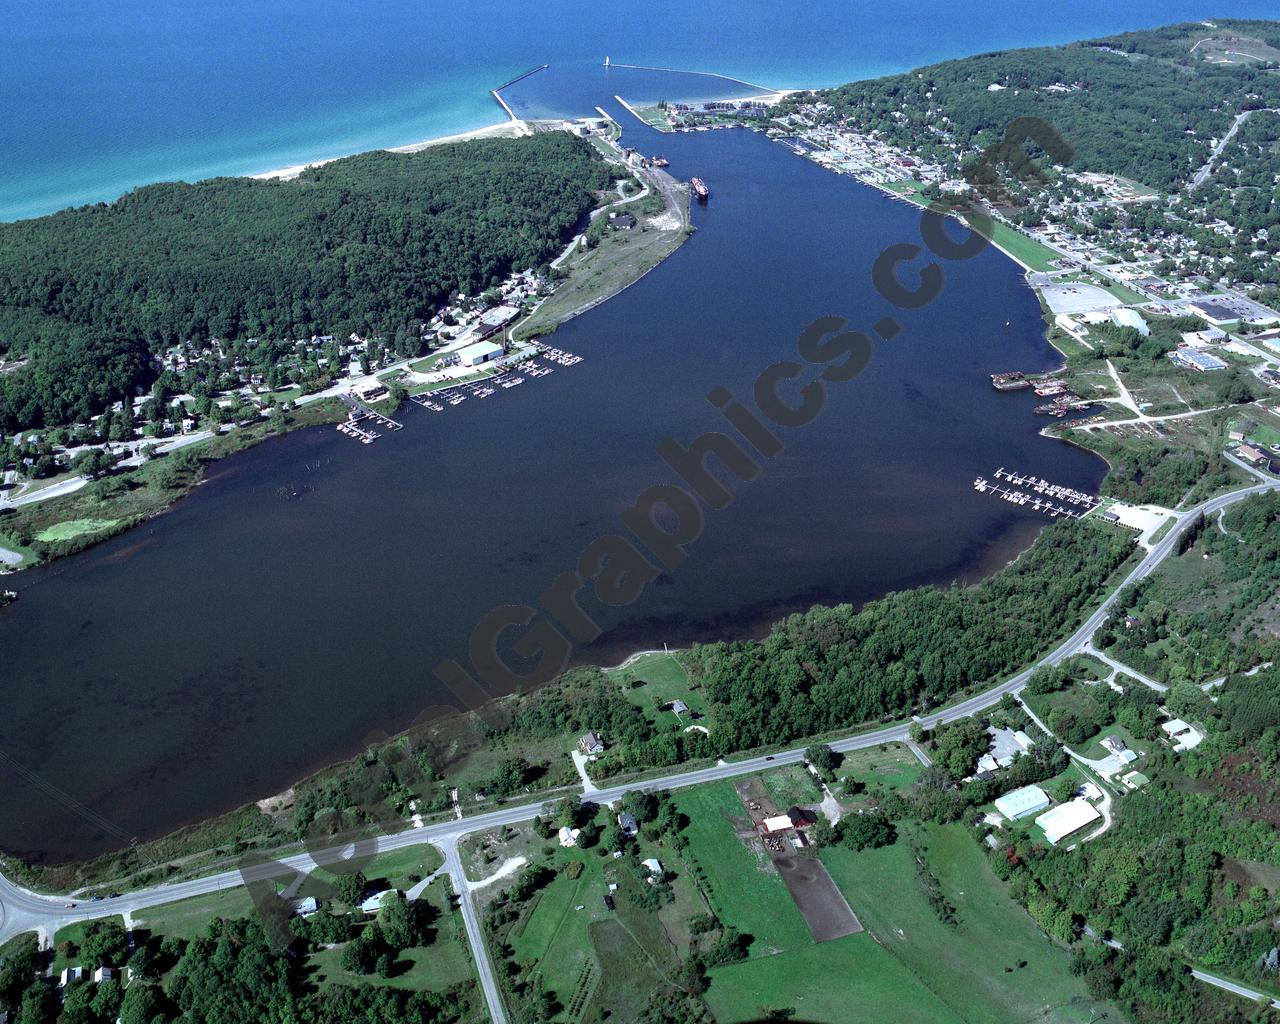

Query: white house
[
  {"left": 92, "top": 967, "right": 114, "bottom": 984},
  {"left": 359, "top": 890, "right": 394, "bottom": 914},
  {"left": 558, "top": 825, "right": 581, "bottom": 848},
  {"left": 641, "top": 858, "right": 663, "bottom": 876},
  {"left": 59, "top": 967, "right": 85, "bottom": 987},
  {"left": 1161, "top": 718, "right": 1204, "bottom": 752}
]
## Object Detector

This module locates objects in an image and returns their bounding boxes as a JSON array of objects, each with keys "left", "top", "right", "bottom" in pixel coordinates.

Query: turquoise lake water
[{"left": 5, "top": 0, "right": 1279, "bottom": 221}]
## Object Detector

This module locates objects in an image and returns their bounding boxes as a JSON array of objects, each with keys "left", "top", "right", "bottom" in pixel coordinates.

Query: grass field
[
  {"left": 503, "top": 840, "right": 695, "bottom": 1021},
  {"left": 306, "top": 880, "right": 475, "bottom": 992},
  {"left": 509, "top": 853, "right": 610, "bottom": 1009},
  {"left": 363, "top": 845, "right": 444, "bottom": 889},
  {"left": 821, "top": 823, "right": 1118, "bottom": 1024},
  {"left": 760, "top": 764, "right": 823, "bottom": 806},
  {"left": 133, "top": 887, "right": 258, "bottom": 941},
  {"left": 987, "top": 221, "right": 1061, "bottom": 272},
  {"left": 608, "top": 652, "right": 706, "bottom": 730},
  {"left": 705, "top": 937, "right": 964, "bottom": 1024},
  {"left": 34, "top": 518, "right": 119, "bottom": 542},
  {"left": 513, "top": 200, "right": 689, "bottom": 341},
  {"left": 834, "top": 743, "right": 923, "bottom": 791}
]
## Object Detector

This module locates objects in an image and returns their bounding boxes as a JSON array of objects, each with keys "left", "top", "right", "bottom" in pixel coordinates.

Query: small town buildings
[
  {"left": 59, "top": 967, "right": 85, "bottom": 987},
  {"left": 1100, "top": 735, "right": 1128, "bottom": 755},
  {"left": 617, "top": 812, "right": 638, "bottom": 837},
  {"left": 579, "top": 731, "right": 605, "bottom": 756},
  {"left": 92, "top": 967, "right": 114, "bottom": 984},
  {"left": 1187, "top": 300, "right": 1242, "bottom": 330},
  {"left": 558, "top": 825, "right": 581, "bottom": 848},
  {"left": 760, "top": 807, "right": 814, "bottom": 834},
  {"left": 352, "top": 379, "right": 389, "bottom": 402},
  {"left": 1121, "top": 771, "right": 1151, "bottom": 790},
  {"left": 994, "top": 784, "right": 1051, "bottom": 822},
  {"left": 1036, "top": 799, "right": 1102, "bottom": 845},
  {"left": 1180, "top": 327, "right": 1227, "bottom": 347},
  {"left": 459, "top": 340, "right": 504, "bottom": 367},
  {"left": 1169, "top": 348, "right": 1228, "bottom": 372}
]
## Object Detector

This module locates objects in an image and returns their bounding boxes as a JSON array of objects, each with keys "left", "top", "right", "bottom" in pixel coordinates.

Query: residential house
[
  {"left": 617, "top": 812, "right": 638, "bottom": 838},
  {"left": 579, "top": 731, "right": 605, "bottom": 756}
]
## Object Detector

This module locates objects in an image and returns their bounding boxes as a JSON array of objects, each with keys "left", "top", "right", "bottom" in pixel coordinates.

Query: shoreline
[{"left": 249, "top": 118, "right": 527, "bottom": 182}]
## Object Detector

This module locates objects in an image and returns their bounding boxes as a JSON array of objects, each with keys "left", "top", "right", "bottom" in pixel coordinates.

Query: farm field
[
  {"left": 821, "top": 823, "right": 1119, "bottom": 1024},
  {"left": 704, "top": 935, "right": 963, "bottom": 1024}
]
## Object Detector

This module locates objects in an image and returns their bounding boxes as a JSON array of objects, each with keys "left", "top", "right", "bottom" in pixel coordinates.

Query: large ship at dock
[{"left": 690, "top": 177, "right": 709, "bottom": 200}]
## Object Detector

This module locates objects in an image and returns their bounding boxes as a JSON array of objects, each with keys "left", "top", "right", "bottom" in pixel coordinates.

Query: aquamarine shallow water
[{"left": 5, "top": 0, "right": 1278, "bottom": 221}]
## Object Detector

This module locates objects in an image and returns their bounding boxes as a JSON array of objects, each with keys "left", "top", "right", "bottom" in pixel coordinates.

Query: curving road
[{"left": 1, "top": 475, "right": 1276, "bottom": 1022}]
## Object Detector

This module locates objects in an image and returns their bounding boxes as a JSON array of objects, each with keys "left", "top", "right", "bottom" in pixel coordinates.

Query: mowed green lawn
[
  {"left": 133, "top": 888, "right": 258, "bottom": 941},
  {"left": 835, "top": 743, "right": 923, "bottom": 791},
  {"left": 307, "top": 880, "right": 474, "bottom": 992},
  {"left": 705, "top": 938, "right": 964, "bottom": 1024},
  {"left": 822, "top": 824, "right": 1119, "bottom": 1024},
  {"left": 988, "top": 221, "right": 1060, "bottom": 272}
]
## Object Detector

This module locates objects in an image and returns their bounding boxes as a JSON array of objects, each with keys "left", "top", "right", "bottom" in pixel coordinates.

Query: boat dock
[
  {"left": 393, "top": 346, "right": 583, "bottom": 427},
  {"left": 973, "top": 467, "right": 1100, "bottom": 519},
  {"left": 334, "top": 394, "right": 403, "bottom": 444}
]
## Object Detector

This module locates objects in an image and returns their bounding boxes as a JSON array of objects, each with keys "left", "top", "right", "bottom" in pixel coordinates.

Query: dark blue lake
[{"left": 0, "top": 109, "right": 1105, "bottom": 862}]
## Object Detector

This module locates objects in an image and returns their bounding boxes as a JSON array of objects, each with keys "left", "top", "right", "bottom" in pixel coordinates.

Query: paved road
[
  {"left": 1191, "top": 109, "right": 1279, "bottom": 189},
  {"left": 1, "top": 475, "right": 1276, "bottom": 1021}
]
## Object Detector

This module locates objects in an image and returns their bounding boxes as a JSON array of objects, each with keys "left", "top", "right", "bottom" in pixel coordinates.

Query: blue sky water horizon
[{"left": 4, "top": 0, "right": 1279, "bottom": 220}]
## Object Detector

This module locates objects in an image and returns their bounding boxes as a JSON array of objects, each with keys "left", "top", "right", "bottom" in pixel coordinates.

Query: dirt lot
[{"left": 774, "top": 854, "right": 863, "bottom": 942}]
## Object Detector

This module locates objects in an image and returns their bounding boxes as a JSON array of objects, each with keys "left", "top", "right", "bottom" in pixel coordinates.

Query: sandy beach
[{"left": 250, "top": 119, "right": 529, "bottom": 181}]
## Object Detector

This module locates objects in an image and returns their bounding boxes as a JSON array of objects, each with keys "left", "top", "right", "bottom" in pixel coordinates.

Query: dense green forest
[
  {"left": 682, "top": 521, "right": 1133, "bottom": 755},
  {"left": 790, "top": 19, "right": 1280, "bottom": 191},
  {"left": 0, "top": 133, "right": 616, "bottom": 429}
]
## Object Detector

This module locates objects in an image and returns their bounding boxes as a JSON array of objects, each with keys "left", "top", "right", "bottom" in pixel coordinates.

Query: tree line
[{"left": 0, "top": 133, "right": 617, "bottom": 430}]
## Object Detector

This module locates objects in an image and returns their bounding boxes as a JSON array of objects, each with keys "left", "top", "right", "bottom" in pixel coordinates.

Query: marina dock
[
  {"left": 355, "top": 346, "right": 584, "bottom": 439},
  {"left": 973, "top": 467, "right": 1100, "bottom": 519}
]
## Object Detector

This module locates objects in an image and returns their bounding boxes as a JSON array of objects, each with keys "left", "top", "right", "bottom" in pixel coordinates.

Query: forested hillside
[
  {"left": 0, "top": 132, "right": 616, "bottom": 429},
  {"left": 796, "top": 19, "right": 1280, "bottom": 190}
]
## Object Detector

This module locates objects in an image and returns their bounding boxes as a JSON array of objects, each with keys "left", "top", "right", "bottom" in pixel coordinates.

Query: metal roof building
[
  {"left": 993, "top": 784, "right": 1051, "bottom": 821},
  {"left": 459, "top": 340, "right": 504, "bottom": 367},
  {"left": 1036, "top": 799, "right": 1101, "bottom": 845}
]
